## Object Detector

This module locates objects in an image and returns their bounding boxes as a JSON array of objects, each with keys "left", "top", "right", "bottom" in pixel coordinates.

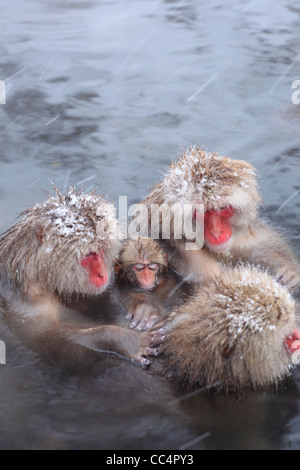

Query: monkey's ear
[
  {"left": 164, "top": 254, "right": 168, "bottom": 260},
  {"left": 114, "top": 261, "right": 121, "bottom": 274},
  {"left": 36, "top": 226, "right": 44, "bottom": 245}
]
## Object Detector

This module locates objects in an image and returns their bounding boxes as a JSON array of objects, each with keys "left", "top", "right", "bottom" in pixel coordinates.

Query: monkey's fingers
[
  {"left": 129, "top": 304, "right": 147, "bottom": 328},
  {"left": 144, "top": 313, "right": 160, "bottom": 330},
  {"left": 128, "top": 354, "right": 151, "bottom": 367},
  {"left": 136, "top": 311, "right": 153, "bottom": 331},
  {"left": 129, "top": 304, "right": 159, "bottom": 330},
  {"left": 149, "top": 314, "right": 176, "bottom": 333},
  {"left": 137, "top": 309, "right": 160, "bottom": 331},
  {"left": 131, "top": 348, "right": 151, "bottom": 367},
  {"left": 139, "top": 356, "right": 151, "bottom": 367},
  {"left": 129, "top": 329, "right": 165, "bottom": 366},
  {"left": 146, "top": 346, "right": 162, "bottom": 357},
  {"left": 149, "top": 329, "right": 166, "bottom": 347}
]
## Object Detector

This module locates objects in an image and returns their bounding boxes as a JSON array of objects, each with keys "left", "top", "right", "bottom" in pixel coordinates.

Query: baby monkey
[
  {"left": 117, "top": 237, "right": 168, "bottom": 291},
  {"left": 116, "top": 238, "right": 185, "bottom": 331}
]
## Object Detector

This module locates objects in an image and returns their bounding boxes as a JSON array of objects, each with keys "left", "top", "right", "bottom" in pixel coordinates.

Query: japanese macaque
[
  {"left": 154, "top": 266, "right": 298, "bottom": 391},
  {"left": 138, "top": 147, "right": 300, "bottom": 291},
  {"left": 117, "top": 238, "right": 168, "bottom": 291},
  {"left": 116, "top": 238, "right": 188, "bottom": 331},
  {"left": 0, "top": 187, "right": 164, "bottom": 369}
]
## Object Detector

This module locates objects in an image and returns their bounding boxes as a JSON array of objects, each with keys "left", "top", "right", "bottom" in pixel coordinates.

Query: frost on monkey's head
[
  {"left": 119, "top": 238, "right": 168, "bottom": 268},
  {"left": 0, "top": 185, "right": 120, "bottom": 297},
  {"left": 161, "top": 266, "right": 296, "bottom": 391},
  {"left": 146, "top": 147, "right": 263, "bottom": 220}
]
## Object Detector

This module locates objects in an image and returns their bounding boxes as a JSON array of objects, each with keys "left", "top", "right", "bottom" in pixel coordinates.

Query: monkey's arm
[
  {"left": 0, "top": 293, "right": 165, "bottom": 368},
  {"left": 166, "top": 240, "right": 222, "bottom": 283},
  {"left": 63, "top": 323, "right": 164, "bottom": 366},
  {"left": 244, "top": 222, "right": 300, "bottom": 291}
]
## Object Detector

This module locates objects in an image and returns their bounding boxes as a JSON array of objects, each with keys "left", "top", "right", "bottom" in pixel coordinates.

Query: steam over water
[{"left": 0, "top": 0, "right": 300, "bottom": 450}]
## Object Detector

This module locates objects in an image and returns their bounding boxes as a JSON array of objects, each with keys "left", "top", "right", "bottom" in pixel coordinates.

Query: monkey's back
[{"left": 154, "top": 266, "right": 297, "bottom": 392}]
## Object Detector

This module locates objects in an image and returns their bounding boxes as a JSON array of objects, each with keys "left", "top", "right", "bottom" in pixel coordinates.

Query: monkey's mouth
[
  {"left": 205, "top": 238, "right": 233, "bottom": 254},
  {"left": 138, "top": 284, "right": 155, "bottom": 292}
]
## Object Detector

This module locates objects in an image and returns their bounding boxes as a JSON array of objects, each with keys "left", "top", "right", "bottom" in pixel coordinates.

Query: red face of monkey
[
  {"left": 203, "top": 206, "right": 236, "bottom": 253},
  {"left": 133, "top": 263, "right": 160, "bottom": 291},
  {"left": 81, "top": 252, "right": 108, "bottom": 289}
]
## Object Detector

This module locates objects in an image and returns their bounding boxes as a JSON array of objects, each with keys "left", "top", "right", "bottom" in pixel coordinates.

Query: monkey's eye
[
  {"left": 148, "top": 264, "right": 159, "bottom": 271},
  {"left": 134, "top": 264, "right": 145, "bottom": 272}
]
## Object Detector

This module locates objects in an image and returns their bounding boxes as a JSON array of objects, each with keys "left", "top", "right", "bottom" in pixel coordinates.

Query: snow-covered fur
[
  {"left": 158, "top": 266, "right": 296, "bottom": 391},
  {"left": 142, "top": 147, "right": 262, "bottom": 220},
  {"left": 0, "top": 186, "right": 120, "bottom": 297}
]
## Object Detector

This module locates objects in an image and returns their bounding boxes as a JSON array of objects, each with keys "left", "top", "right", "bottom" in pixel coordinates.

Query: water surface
[{"left": 0, "top": 0, "right": 300, "bottom": 450}]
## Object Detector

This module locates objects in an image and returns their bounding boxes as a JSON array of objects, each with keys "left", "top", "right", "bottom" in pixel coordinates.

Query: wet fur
[
  {"left": 156, "top": 266, "right": 297, "bottom": 391},
  {"left": 0, "top": 188, "right": 166, "bottom": 368},
  {"left": 0, "top": 186, "right": 120, "bottom": 298},
  {"left": 138, "top": 147, "right": 300, "bottom": 289}
]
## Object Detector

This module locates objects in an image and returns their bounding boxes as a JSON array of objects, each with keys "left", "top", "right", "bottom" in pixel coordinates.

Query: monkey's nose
[{"left": 210, "top": 227, "right": 223, "bottom": 239}]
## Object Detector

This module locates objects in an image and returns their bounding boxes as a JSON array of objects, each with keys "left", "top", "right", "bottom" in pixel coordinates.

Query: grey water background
[{"left": 0, "top": 0, "right": 300, "bottom": 450}]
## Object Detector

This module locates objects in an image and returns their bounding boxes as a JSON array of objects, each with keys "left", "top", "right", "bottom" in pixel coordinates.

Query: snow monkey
[
  {"left": 116, "top": 237, "right": 191, "bottom": 331},
  {"left": 116, "top": 238, "right": 168, "bottom": 291},
  {"left": 154, "top": 266, "right": 299, "bottom": 391},
  {"left": 139, "top": 147, "right": 300, "bottom": 291},
  {"left": 0, "top": 187, "right": 165, "bottom": 369}
]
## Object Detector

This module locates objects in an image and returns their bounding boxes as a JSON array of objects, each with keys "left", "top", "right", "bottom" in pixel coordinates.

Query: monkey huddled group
[{"left": 0, "top": 148, "right": 299, "bottom": 392}]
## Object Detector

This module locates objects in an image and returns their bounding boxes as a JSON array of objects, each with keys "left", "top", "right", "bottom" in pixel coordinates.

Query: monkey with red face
[
  {"left": 116, "top": 238, "right": 191, "bottom": 331},
  {"left": 117, "top": 238, "right": 168, "bottom": 291},
  {"left": 128, "top": 148, "right": 300, "bottom": 390},
  {"left": 139, "top": 147, "right": 300, "bottom": 292},
  {"left": 0, "top": 187, "right": 165, "bottom": 369}
]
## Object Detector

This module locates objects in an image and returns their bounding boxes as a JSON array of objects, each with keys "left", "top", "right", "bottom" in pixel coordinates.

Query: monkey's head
[
  {"left": 162, "top": 266, "right": 296, "bottom": 390},
  {"left": 116, "top": 238, "right": 168, "bottom": 291},
  {"left": 156, "top": 147, "right": 263, "bottom": 254},
  {"left": 0, "top": 186, "right": 120, "bottom": 298}
]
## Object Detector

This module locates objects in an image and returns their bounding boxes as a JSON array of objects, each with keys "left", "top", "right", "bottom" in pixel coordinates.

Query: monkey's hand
[
  {"left": 275, "top": 266, "right": 300, "bottom": 291},
  {"left": 116, "top": 328, "right": 166, "bottom": 366},
  {"left": 127, "top": 303, "right": 164, "bottom": 331},
  {"left": 76, "top": 325, "right": 166, "bottom": 367},
  {"left": 285, "top": 329, "right": 300, "bottom": 357}
]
